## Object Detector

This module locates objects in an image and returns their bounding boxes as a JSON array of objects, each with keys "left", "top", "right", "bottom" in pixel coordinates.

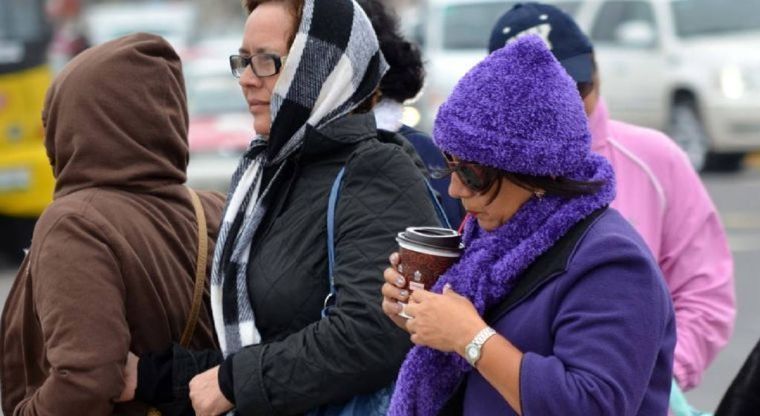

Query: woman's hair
[
  {"left": 476, "top": 166, "right": 605, "bottom": 203},
  {"left": 242, "top": 0, "right": 304, "bottom": 47},
  {"left": 356, "top": 0, "right": 425, "bottom": 103}
]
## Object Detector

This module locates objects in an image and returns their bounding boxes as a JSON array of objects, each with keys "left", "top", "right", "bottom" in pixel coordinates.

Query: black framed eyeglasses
[
  {"left": 431, "top": 153, "right": 493, "bottom": 193},
  {"left": 229, "top": 53, "right": 287, "bottom": 78}
]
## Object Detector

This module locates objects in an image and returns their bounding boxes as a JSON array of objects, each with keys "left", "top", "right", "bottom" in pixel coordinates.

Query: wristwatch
[{"left": 464, "top": 326, "right": 497, "bottom": 367}]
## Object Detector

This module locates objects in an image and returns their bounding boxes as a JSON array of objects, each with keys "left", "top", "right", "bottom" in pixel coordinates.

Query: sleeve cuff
[
  {"left": 232, "top": 345, "right": 275, "bottom": 415},
  {"left": 135, "top": 347, "right": 175, "bottom": 404},
  {"left": 218, "top": 355, "right": 236, "bottom": 404},
  {"left": 672, "top": 359, "right": 698, "bottom": 391}
]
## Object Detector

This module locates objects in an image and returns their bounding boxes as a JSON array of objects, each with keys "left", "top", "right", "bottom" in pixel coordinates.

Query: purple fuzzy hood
[{"left": 433, "top": 35, "right": 591, "bottom": 177}]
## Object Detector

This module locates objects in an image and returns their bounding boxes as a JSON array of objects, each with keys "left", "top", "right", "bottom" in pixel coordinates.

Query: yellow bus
[{"left": 0, "top": 0, "right": 54, "bottom": 262}]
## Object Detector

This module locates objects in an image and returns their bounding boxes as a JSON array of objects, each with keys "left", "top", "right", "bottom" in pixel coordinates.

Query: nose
[
  {"left": 448, "top": 171, "right": 473, "bottom": 200},
  {"left": 238, "top": 65, "right": 262, "bottom": 89}
]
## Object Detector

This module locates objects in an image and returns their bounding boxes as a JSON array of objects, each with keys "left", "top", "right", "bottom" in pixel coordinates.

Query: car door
[{"left": 588, "top": 0, "right": 667, "bottom": 128}]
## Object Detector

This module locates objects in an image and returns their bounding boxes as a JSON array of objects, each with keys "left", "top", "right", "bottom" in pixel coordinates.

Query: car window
[
  {"left": 671, "top": 0, "right": 760, "bottom": 38},
  {"left": 442, "top": 2, "right": 517, "bottom": 50},
  {"left": 590, "top": 0, "right": 658, "bottom": 46},
  {"left": 442, "top": 1, "right": 583, "bottom": 50}
]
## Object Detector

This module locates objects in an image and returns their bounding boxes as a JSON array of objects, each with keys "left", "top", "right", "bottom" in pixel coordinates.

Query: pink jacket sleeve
[{"left": 658, "top": 147, "right": 735, "bottom": 390}]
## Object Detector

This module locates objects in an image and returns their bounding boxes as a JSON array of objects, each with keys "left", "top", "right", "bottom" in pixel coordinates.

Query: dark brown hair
[
  {"left": 356, "top": 0, "right": 425, "bottom": 102},
  {"left": 242, "top": 0, "right": 304, "bottom": 47},
  {"left": 476, "top": 166, "right": 605, "bottom": 205}
]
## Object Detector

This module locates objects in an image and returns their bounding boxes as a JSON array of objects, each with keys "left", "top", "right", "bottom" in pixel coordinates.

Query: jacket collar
[
  {"left": 299, "top": 112, "right": 378, "bottom": 162},
  {"left": 590, "top": 98, "right": 611, "bottom": 153},
  {"left": 484, "top": 208, "right": 608, "bottom": 323}
]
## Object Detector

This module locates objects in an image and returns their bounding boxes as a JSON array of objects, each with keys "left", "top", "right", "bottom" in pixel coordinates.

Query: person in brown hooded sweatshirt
[{"left": 0, "top": 33, "right": 225, "bottom": 415}]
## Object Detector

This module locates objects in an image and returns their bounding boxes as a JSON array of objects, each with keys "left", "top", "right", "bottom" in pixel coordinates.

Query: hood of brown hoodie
[{"left": 42, "top": 33, "right": 189, "bottom": 198}]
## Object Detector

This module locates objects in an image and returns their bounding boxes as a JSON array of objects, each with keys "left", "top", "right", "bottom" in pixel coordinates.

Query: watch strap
[
  {"left": 472, "top": 326, "right": 497, "bottom": 347},
  {"left": 465, "top": 326, "right": 497, "bottom": 366}
]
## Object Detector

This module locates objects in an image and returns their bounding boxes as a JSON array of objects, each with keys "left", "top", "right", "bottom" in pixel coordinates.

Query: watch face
[{"left": 466, "top": 344, "right": 479, "bottom": 361}]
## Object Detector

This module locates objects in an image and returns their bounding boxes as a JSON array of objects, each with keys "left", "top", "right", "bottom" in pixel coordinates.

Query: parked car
[{"left": 412, "top": 0, "right": 760, "bottom": 171}]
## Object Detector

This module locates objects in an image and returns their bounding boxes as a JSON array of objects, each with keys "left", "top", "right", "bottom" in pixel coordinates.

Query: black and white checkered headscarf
[{"left": 210, "top": 0, "right": 388, "bottom": 356}]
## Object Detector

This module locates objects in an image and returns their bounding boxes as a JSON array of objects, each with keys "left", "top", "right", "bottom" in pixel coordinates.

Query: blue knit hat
[{"left": 433, "top": 35, "right": 591, "bottom": 177}]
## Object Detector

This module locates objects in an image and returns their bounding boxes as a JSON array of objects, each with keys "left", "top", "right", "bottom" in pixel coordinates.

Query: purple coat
[{"left": 461, "top": 209, "right": 676, "bottom": 415}]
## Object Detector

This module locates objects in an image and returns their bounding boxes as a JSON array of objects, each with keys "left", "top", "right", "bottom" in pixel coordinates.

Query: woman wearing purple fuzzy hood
[{"left": 381, "top": 35, "right": 676, "bottom": 416}]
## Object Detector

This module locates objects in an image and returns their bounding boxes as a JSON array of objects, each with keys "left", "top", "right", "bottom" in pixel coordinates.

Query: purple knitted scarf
[{"left": 388, "top": 154, "right": 616, "bottom": 416}]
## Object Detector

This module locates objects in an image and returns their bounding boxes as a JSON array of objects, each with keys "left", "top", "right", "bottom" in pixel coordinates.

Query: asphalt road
[{"left": 1, "top": 167, "right": 760, "bottom": 411}]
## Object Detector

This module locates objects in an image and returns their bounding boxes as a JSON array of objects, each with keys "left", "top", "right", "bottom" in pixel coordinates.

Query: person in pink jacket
[{"left": 488, "top": 2, "right": 735, "bottom": 390}]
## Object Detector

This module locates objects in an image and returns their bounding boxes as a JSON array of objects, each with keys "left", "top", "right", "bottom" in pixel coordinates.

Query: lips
[{"left": 245, "top": 96, "right": 269, "bottom": 110}]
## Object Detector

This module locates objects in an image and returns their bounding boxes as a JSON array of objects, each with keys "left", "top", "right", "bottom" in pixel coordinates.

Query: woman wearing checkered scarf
[{"left": 118, "top": 0, "right": 442, "bottom": 415}]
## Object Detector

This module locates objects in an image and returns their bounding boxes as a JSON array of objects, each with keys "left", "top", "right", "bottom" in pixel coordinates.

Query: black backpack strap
[{"left": 485, "top": 208, "right": 607, "bottom": 324}]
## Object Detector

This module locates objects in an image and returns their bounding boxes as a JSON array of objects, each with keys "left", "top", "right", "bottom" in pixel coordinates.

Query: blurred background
[{"left": 1, "top": 0, "right": 759, "bottom": 412}]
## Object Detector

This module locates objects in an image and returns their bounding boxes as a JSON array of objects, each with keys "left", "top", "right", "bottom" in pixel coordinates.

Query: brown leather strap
[
  {"left": 146, "top": 189, "right": 208, "bottom": 415},
  {"left": 179, "top": 187, "right": 208, "bottom": 348}
]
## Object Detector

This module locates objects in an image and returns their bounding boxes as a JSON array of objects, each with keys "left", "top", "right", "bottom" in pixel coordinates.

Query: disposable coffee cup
[{"left": 395, "top": 227, "right": 461, "bottom": 318}]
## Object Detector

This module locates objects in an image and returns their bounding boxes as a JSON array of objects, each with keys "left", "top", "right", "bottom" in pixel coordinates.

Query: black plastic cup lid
[{"left": 396, "top": 227, "right": 461, "bottom": 252}]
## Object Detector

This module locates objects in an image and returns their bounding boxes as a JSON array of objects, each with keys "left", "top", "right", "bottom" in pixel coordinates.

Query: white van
[{"left": 412, "top": 0, "right": 760, "bottom": 171}]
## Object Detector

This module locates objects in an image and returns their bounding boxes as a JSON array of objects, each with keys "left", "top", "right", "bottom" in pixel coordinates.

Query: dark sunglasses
[
  {"left": 229, "top": 53, "right": 287, "bottom": 78},
  {"left": 431, "top": 153, "right": 492, "bottom": 192}
]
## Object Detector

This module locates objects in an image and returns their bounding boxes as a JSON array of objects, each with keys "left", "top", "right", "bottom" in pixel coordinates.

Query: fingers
[
  {"left": 188, "top": 377, "right": 200, "bottom": 412},
  {"left": 405, "top": 313, "right": 416, "bottom": 333},
  {"left": 409, "top": 288, "right": 435, "bottom": 303},
  {"left": 381, "top": 297, "right": 403, "bottom": 315},
  {"left": 381, "top": 281, "right": 410, "bottom": 304},
  {"left": 382, "top": 298, "right": 411, "bottom": 330},
  {"left": 403, "top": 301, "right": 419, "bottom": 317},
  {"left": 116, "top": 351, "right": 139, "bottom": 402},
  {"left": 382, "top": 265, "right": 408, "bottom": 307},
  {"left": 442, "top": 283, "right": 457, "bottom": 296},
  {"left": 383, "top": 266, "right": 406, "bottom": 287},
  {"left": 389, "top": 252, "right": 400, "bottom": 267}
]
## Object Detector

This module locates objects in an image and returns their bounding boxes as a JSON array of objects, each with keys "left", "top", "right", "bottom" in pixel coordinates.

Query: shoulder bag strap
[
  {"left": 322, "top": 166, "right": 346, "bottom": 318},
  {"left": 321, "top": 166, "right": 346, "bottom": 318},
  {"left": 179, "top": 187, "right": 209, "bottom": 348},
  {"left": 424, "top": 180, "right": 451, "bottom": 229},
  {"left": 320, "top": 167, "right": 449, "bottom": 318}
]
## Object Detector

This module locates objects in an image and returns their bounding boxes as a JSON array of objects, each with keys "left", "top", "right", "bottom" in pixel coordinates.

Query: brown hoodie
[{"left": 0, "top": 33, "right": 224, "bottom": 415}]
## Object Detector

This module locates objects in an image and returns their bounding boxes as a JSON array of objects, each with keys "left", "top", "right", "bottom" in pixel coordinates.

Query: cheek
[{"left": 264, "top": 74, "right": 281, "bottom": 96}]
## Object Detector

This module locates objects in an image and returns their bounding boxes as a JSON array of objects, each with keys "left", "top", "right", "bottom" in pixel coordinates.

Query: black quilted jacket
[
  {"left": 231, "top": 112, "right": 440, "bottom": 414},
  {"left": 137, "top": 113, "right": 442, "bottom": 416}
]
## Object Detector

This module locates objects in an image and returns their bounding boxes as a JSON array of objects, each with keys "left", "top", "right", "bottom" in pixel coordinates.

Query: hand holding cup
[
  {"left": 382, "top": 227, "right": 461, "bottom": 328},
  {"left": 382, "top": 252, "right": 410, "bottom": 329}
]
